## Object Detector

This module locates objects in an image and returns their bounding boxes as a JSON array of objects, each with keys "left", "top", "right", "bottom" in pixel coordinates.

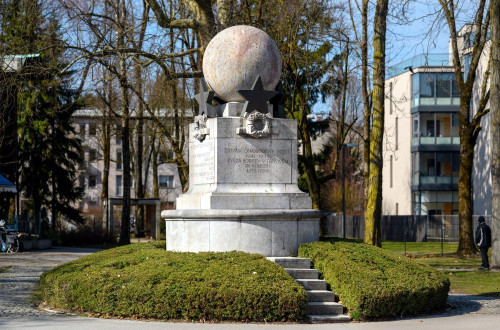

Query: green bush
[
  {"left": 40, "top": 242, "right": 307, "bottom": 322},
  {"left": 298, "top": 240, "right": 450, "bottom": 320}
]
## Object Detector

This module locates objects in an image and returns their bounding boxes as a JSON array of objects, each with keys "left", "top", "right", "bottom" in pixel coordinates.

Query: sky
[{"left": 313, "top": 0, "right": 480, "bottom": 115}]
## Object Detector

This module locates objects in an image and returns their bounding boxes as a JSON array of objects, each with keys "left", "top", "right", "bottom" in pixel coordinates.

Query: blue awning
[{"left": 0, "top": 174, "right": 16, "bottom": 193}]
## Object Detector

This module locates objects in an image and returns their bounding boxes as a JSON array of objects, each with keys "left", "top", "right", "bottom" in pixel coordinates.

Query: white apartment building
[
  {"left": 382, "top": 26, "right": 491, "bottom": 216},
  {"left": 72, "top": 109, "right": 185, "bottom": 222}
]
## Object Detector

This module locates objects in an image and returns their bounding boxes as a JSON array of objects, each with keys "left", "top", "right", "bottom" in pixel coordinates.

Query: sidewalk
[{"left": 1, "top": 247, "right": 499, "bottom": 329}]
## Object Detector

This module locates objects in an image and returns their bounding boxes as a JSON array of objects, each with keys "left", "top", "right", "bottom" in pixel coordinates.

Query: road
[{"left": 1, "top": 247, "right": 499, "bottom": 330}]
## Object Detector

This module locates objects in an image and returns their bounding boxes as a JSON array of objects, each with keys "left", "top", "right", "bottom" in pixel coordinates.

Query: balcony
[
  {"left": 412, "top": 151, "right": 459, "bottom": 190},
  {"left": 412, "top": 112, "right": 459, "bottom": 149}
]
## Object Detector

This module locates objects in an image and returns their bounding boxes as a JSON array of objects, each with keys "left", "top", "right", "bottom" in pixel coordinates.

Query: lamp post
[{"left": 342, "top": 143, "right": 357, "bottom": 238}]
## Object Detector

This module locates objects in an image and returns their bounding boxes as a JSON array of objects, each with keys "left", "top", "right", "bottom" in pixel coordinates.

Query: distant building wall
[{"left": 382, "top": 71, "right": 413, "bottom": 215}]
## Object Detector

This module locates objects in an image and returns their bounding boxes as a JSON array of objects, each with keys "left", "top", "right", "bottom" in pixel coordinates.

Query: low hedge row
[
  {"left": 39, "top": 242, "right": 308, "bottom": 322},
  {"left": 298, "top": 240, "right": 450, "bottom": 320}
]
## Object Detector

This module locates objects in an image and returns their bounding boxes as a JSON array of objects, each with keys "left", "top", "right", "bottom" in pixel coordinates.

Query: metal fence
[{"left": 321, "top": 214, "right": 492, "bottom": 242}]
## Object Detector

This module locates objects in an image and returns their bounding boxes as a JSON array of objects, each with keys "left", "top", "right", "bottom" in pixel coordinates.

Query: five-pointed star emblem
[
  {"left": 194, "top": 78, "right": 217, "bottom": 117},
  {"left": 238, "top": 76, "right": 278, "bottom": 116}
]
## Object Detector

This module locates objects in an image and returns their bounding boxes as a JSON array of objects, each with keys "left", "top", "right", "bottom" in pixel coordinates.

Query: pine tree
[{"left": 2, "top": 1, "right": 84, "bottom": 234}]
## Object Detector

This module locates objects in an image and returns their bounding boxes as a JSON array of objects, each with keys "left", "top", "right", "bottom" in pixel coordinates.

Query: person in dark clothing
[{"left": 475, "top": 216, "right": 492, "bottom": 270}]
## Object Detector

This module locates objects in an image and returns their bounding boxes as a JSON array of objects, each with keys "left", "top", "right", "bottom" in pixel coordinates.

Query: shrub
[
  {"left": 298, "top": 240, "right": 450, "bottom": 320},
  {"left": 49, "top": 224, "right": 116, "bottom": 247},
  {"left": 39, "top": 242, "right": 307, "bottom": 322}
]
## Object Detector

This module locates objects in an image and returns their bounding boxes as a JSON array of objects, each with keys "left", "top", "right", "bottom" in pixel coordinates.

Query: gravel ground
[{"left": 0, "top": 266, "right": 58, "bottom": 319}]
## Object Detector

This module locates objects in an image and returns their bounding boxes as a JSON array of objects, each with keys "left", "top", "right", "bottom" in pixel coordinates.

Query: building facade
[
  {"left": 383, "top": 27, "right": 491, "bottom": 216},
  {"left": 72, "top": 109, "right": 185, "bottom": 220}
]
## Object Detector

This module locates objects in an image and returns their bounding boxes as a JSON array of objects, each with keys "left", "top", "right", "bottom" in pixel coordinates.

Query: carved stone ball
[{"left": 203, "top": 25, "right": 282, "bottom": 102}]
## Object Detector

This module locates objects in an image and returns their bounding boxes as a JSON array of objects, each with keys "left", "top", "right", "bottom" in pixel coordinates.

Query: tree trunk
[
  {"left": 118, "top": 0, "right": 130, "bottom": 245},
  {"left": 490, "top": 0, "right": 500, "bottom": 269},
  {"left": 134, "top": 64, "right": 145, "bottom": 238},
  {"left": 133, "top": 1, "right": 149, "bottom": 238},
  {"left": 101, "top": 105, "right": 111, "bottom": 234},
  {"left": 152, "top": 147, "right": 159, "bottom": 198},
  {"left": 364, "top": 0, "right": 388, "bottom": 247},
  {"left": 457, "top": 116, "right": 477, "bottom": 255},
  {"left": 299, "top": 106, "right": 320, "bottom": 209},
  {"left": 361, "top": 0, "right": 371, "bottom": 204},
  {"left": 438, "top": 0, "right": 490, "bottom": 256}
]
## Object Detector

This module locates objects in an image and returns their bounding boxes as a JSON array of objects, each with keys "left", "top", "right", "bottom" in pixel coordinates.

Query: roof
[
  {"left": 0, "top": 174, "right": 16, "bottom": 193},
  {"left": 1, "top": 54, "right": 40, "bottom": 72},
  {"left": 386, "top": 54, "right": 452, "bottom": 79},
  {"left": 73, "top": 108, "right": 196, "bottom": 118}
]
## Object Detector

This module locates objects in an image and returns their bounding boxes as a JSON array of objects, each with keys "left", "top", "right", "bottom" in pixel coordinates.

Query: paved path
[{"left": 1, "top": 248, "right": 500, "bottom": 329}]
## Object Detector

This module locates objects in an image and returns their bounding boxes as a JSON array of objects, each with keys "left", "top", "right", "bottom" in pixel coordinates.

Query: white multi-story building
[
  {"left": 382, "top": 26, "right": 491, "bottom": 216},
  {"left": 72, "top": 109, "right": 186, "bottom": 224}
]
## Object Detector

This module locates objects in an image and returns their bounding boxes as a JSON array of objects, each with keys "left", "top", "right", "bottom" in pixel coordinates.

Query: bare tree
[
  {"left": 348, "top": 0, "right": 372, "bottom": 201},
  {"left": 364, "top": 0, "right": 389, "bottom": 246},
  {"left": 490, "top": 0, "right": 500, "bottom": 269},
  {"left": 438, "top": 0, "right": 491, "bottom": 256}
]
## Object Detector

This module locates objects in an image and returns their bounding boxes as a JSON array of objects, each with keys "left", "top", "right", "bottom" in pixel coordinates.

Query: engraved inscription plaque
[
  {"left": 218, "top": 140, "right": 292, "bottom": 183},
  {"left": 190, "top": 140, "right": 215, "bottom": 184}
]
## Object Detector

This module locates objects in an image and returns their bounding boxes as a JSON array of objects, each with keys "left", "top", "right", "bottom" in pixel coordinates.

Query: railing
[{"left": 321, "top": 214, "right": 491, "bottom": 243}]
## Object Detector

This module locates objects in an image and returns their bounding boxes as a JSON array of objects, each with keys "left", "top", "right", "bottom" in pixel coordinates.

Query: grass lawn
[
  {"left": 382, "top": 241, "right": 459, "bottom": 256},
  {"left": 382, "top": 241, "right": 499, "bottom": 297},
  {"left": 447, "top": 271, "right": 500, "bottom": 297}
]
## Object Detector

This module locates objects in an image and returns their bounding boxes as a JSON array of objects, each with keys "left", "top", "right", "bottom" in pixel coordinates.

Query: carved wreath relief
[{"left": 237, "top": 111, "right": 272, "bottom": 138}]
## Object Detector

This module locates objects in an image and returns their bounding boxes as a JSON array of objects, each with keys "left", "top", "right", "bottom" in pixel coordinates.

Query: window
[
  {"left": 116, "top": 151, "right": 122, "bottom": 170},
  {"left": 116, "top": 175, "right": 122, "bottom": 196},
  {"left": 158, "top": 151, "right": 168, "bottom": 163},
  {"left": 79, "top": 174, "right": 85, "bottom": 188},
  {"left": 412, "top": 73, "right": 419, "bottom": 107},
  {"left": 414, "top": 191, "right": 458, "bottom": 216},
  {"left": 89, "top": 123, "right": 97, "bottom": 136},
  {"left": 162, "top": 201, "right": 175, "bottom": 210},
  {"left": 396, "top": 203, "right": 399, "bottom": 216},
  {"left": 78, "top": 149, "right": 85, "bottom": 170},
  {"left": 419, "top": 72, "right": 435, "bottom": 105},
  {"left": 89, "top": 149, "right": 98, "bottom": 162},
  {"left": 464, "top": 32, "right": 475, "bottom": 48},
  {"left": 89, "top": 175, "right": 96, "bottom": 188},
  {"left": 395, "top": 117, "right": 398, "bottom": 150},
  {"left": 436, "top": 73, "right": 452, "bottom": 105},
  {"left": 413, "top": 72, "right": 458, "bottom": 106},
  {"left": 79, "top": 124, "right": 86, "bottom": 137},
  {"left": 412, "top": 115, "right": 419, "bottom": 145},
  {"left": 417, "top": 151, "right": 458, "bottom": 185},
  {"left": 116, "top": 135, "right": 122, "bottom": 145},
  {"left": 390, "top": 155, "right": 393, "bottom": 188},
  {"left": 159, "top": 175, "right": 174, "bottom": 188},
  {"left": 389, "top": 82, "right": 393, "bottom": 115}
]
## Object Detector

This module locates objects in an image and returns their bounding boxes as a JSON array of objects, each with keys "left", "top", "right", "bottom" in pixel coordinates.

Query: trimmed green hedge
[
  {"left": 40, "top": 242, "right": 307, "bottom": 322},
  {"left": 298, "top": 240, "right": 450, "bottom": 320}
]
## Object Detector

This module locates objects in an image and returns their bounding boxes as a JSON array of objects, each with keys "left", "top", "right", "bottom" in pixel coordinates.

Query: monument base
[{"left": 162, "top": 209, "right": 320, "bottom": 257}]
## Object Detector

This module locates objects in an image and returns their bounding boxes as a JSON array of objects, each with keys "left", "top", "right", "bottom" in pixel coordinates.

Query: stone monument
[{"left": 161, "top": 25, "right": 320, "bottom": 257}]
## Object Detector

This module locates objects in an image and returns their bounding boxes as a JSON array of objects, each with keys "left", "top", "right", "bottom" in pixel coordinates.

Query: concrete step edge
[
  {"left": 308, "top": 314, "right": 351, "bottom": 324},
  {"left": 306, "top": 301, "right": 344, "bottom": 315},
  {"left": 295, "top": 279, "right": 327, "bottom": 290},
  {"left": 307, "top": 290, "right": 336, "bottom": 302},
  {"left": 284, "top": 268, "right": 318, "bottom": 279},
  {"left": 267, "top": 257, "right": 311, "bottom": 269}
]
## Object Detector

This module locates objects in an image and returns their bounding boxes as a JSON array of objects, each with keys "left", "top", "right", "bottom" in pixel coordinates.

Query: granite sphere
[{"left": 203, "top": 25, "right": 282, "bottom": 102}]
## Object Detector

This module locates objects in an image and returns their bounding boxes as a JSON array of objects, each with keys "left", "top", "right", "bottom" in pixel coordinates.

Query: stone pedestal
[{"left": 162, "top": 115, "right": 320, "bottom": 257}]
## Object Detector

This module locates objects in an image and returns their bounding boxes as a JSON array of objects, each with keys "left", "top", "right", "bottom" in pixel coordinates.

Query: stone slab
[
  {"left": 163, "top": 209, "right": 320, "bottom": 257},
  {"left": 216, "top": 138, "right": 293, "bottom": 184},
  {"left": 176, "top": 192, "right": 312, "bottom": 210},
  {"left": 166, "top": 220, "right": 210, "bottom": 252}
]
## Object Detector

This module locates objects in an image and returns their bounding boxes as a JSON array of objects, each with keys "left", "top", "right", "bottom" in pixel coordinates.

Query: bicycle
[{"left": 0, "top": 219, "right": 20, "bottom": 253}]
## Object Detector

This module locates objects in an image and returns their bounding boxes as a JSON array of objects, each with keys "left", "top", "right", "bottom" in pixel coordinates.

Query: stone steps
[{"left": 267, "top": 257, "right": 351, "bottom": 323}]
